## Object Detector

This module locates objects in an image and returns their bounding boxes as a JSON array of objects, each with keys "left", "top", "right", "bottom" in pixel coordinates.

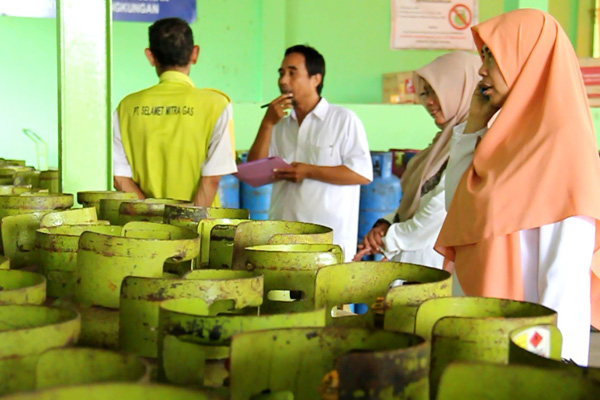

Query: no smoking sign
[
  {"left": 391, "top": 0, "right": 478, "bottom": 50},
  {"left": 448, "top": 3, "right": 472, "bottom": 30}
]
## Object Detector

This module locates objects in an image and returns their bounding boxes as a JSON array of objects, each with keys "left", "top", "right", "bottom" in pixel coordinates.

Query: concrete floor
[{"left": 589, "top": 332, "right": 600, "bottom": 367}]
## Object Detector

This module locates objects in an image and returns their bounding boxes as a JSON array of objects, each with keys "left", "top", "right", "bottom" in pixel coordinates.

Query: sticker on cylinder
[{"left": 513, "top": 326, "right": 551, "bottom": 358}]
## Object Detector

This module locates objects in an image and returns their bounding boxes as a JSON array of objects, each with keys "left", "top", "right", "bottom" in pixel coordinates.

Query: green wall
[
  {"left": 0, "top": 0, "right": 598, "bottom": 171},
  {"left": 1, "top": 17, "right": 58, "bottom": 168},
  {"left": 113, "top": 0, "right": 264, "bottom": 105}
]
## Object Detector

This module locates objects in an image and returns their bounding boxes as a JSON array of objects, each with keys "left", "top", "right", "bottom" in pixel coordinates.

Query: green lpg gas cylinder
[
  {"left": 314, "top": 261, "right": 451, "bottom": 329},
  {"left": 0, "top": 193, "right": 73, "bottom": 254},
  {"left": 229, "top": 327, "right": 429, "bottom": 400},
  {"left": 2, "top": 206, "right": 96, "bottom": 268},
  {"left": 36, "top": 224, "right": 121, "bottom": 297},
  {"left": 509, "top": 324, "right": 600, "bottom": 382},
  {"left": 437, "top": 362, "right": 600, "bottom": 399},
  {"left": 77, "top": 190, "right": 137, "bottom": 214},
  {"left": 74, "top": 222, "right": 199, "bottom": 309},
  {"left": 0, "top": 270, "right": 46, "bottom": 305},
  {"left": 117, "top": 198, "right": 189, "bottom": 225},
  {"left": 0, "top": 305, "right": 80, "bottom": 394},
  {"left": 0, "top": 383, "right": 226, "bottom": 400},
  {"left": 414, "top": 296, "right": 557, "bottom": 399},
  {"left": 38, "top": 170, "right": 59, "bottom": 193},
  {"left": 158, "top": 298, "right": 326, "bottom": 387},
  {"left": 231, "top": 220, "right": 334, "bottom": 270},
  {"left": 164, "top": 203, "right": 249, "bottom": 230},
  {"left": 119, "top": 270, "right": 263, "bottom": 357},
  {"left": 244, "top": 243, "right": 343, "bottom": 313}
]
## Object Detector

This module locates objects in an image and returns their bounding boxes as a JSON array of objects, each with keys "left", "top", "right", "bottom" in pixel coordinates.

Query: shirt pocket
[{"left": 312, "top": 143, "right": 342, "bottom": 166}]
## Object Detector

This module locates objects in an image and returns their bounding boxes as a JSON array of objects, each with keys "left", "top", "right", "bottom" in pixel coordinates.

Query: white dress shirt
[{"left": 268, "top": 98, "right": 373, "bottom": 261}]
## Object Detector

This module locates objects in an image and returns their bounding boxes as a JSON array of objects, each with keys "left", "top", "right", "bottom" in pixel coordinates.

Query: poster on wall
[
  {"left": 390, "top": 0, "right": 478, "bottom": 50},
  {"left": 0, "top": 0, "right": 197, "bottom": 23}
]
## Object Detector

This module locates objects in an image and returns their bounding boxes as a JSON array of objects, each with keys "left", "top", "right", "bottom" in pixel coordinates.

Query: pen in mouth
[{"left": 260, "top": 92, "right": 293, "bottom": 108}]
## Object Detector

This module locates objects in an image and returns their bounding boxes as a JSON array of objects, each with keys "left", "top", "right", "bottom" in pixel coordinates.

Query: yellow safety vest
[{"left": 117, "top": 71, "right": 232, "bottom": 205}]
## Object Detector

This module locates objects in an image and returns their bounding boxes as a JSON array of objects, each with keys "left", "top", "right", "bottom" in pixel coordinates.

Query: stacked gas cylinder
[
  {"left": 0, "top": 158, "right": 598, "bottom": 399},
  {"left": 0, "top": 160, "right": 59, "bottom": 194}
]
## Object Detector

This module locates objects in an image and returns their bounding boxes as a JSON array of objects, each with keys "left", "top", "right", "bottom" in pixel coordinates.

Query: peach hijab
[
  {"left": 395, "top": 52, "right": 481, "bottom": 222},
  {"left": 435, "top": 9, "right": 600, "bottom": 327}
]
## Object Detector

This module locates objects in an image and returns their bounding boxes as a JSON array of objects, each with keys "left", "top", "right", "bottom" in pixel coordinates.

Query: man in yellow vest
[{"left": 112, "top": 18, "right": 236, "bottom": 206}]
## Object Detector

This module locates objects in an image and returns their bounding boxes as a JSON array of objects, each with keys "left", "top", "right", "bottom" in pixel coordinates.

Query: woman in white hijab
[{"left": 354, "top": 51, "right": 481, "bottom": 268}]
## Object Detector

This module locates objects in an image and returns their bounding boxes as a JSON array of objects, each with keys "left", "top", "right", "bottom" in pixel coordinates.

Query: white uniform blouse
[{"left": 380, "top": 172, "right": 447, "bottom": 269}]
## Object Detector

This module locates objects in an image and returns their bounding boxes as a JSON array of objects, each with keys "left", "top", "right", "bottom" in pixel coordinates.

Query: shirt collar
[
  {"left": 290, "top": 97, "right": 329, "bottom": 121},
  {"left": 159, "top": 71, "right": 195, "bottom": 87}
]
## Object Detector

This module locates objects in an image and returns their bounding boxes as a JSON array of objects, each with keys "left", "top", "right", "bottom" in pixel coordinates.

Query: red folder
[{"left": 234, "top": 156, "right": 291, "bottom": 187}]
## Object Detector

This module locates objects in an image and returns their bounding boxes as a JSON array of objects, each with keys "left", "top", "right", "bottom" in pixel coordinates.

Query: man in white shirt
[{"left": 248, "top": 45, "right": 373, "bottom": 261}]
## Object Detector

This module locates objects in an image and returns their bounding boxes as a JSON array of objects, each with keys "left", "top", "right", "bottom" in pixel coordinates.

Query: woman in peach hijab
[
  {"left": 437, "top": 8, "right": 600, "bottom": 365},
  {"left": 355, "top": 52, "right": 480, "bottom": 270}
]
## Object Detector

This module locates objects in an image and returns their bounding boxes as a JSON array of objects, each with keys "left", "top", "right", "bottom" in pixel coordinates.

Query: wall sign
[
  {"left": 0, "top": 0, "right": 197, "bottom": 23},
  {"left": 390, "top": 0, "right": 478, "bottom": 50}
]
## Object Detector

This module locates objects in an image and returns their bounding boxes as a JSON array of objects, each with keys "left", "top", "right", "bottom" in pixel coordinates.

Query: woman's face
[
  {"left": 479, "top": 44, "right": 509, "bottom": 108},
  {"left": 419, "top": 80, "right": 446, "bottom": 127}
]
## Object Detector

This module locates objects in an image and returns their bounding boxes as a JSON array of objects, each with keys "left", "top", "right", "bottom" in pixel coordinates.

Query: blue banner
[
  {"left": 113, "top": 0, "right": 196, "bottom": 23},
  {"left": 0, "top": 0, "right": 197, "bottom": 24}
]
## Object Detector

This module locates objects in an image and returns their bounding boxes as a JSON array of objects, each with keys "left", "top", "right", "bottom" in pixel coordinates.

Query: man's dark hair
[
  {"left": 285, "top": 45, "right": 326, "bottom": 95},
  {"left": 148, "top": 18, "right": 194, "bottom": 67}
]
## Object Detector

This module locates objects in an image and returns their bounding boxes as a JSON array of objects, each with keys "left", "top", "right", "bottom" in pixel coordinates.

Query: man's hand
[
  {"left": 272, "top": 162, "right": 312, "bottom": 183},
  {"left": 352, "top": 220, "right": 391, "bottom": 261},
  {"left": 248, "top": 93, "right": 294, "bottom": 162},
  {"left": 263, "top": 93, "right": 294, "bottom": 127},
  {"left": 272, "top": 164, "right": 370, "bottom": 186},
  {"left": 193, "top": 175, "right": 221, "bottom": 207},
  {"left": 113, "top": 176, "right": 145, "bottom": 199}
]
